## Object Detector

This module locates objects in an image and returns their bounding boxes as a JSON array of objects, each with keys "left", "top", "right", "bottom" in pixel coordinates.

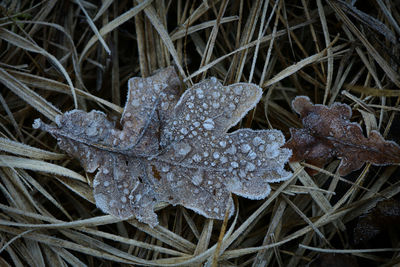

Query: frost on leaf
[
  {"left": 285, "top": 96, "right": 400, "bottom": 176},
  {"left": 34, "top": 67, "right": 291, "bottom": 227}
]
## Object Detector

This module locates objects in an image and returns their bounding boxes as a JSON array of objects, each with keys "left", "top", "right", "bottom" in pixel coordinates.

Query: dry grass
[{"left": 1, "top": 0, "right": 400, "bottom": 266}]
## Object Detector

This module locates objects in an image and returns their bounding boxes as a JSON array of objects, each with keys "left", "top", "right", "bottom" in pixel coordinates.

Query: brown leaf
[
  {"left": 285, "top": 96, "right": 400, "bottom": 176},
  {"left": 34, "top": 67, "right": 292, "bottom": 227},
  {"left": 354, "top": 199, "right": 400, "bottom": 244}
]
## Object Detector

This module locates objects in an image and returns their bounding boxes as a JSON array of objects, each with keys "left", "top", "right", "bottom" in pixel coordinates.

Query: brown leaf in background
[
  {"left": 34, "top": 67, "right": 292, "bottom": 227},
  {"left": 284, "top": 96, "right": 400, "bottom": 176},
  {"left": 354, "top": 199, "right": 400, "bottom": 244}
]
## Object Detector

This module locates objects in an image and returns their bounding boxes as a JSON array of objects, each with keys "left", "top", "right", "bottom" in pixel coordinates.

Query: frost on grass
[
  {"left": 285, "top": 96, "right": 400, "bottom": 176},
  {"left": 35, "top": 67, "right": 292, "bottom": 227}
]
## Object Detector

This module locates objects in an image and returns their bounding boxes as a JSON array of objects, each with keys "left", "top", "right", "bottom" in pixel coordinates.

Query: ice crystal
[{"left": 35, "top": 67, "right": 292, "bottom": 227}]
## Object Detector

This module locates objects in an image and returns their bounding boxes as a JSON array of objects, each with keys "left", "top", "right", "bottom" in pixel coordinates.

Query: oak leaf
[
  {"left": 285, "top": 96, "right": 400, "bottom": 176},
  {"left": 34, "top": 67, "right": 292, "bottom": 227}
]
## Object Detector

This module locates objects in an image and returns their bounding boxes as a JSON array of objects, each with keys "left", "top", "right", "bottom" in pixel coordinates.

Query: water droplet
[
  {"left": 213, "top": 152, "right": 220, "bottom": 159},
  {"left": 213, "top": 207, "right": 219, "bottom": 213},
  {"left": 123, "top": 188, "right": 129, "bottom": 195},
  {"left": 103, "top": 181, "right": 110, "bottom": 187},
  {"left": 219, "top": 140, "right": 227, "bottom": 148},
  {"left": 193, "top": 121, "right": 200, "bottom": 127},
  {"left": 121, "top": 196, "right": 127, "bottom": 203},
  {"left": 102, "top": 168, "right": 109, "bottom": 174},
  {"left": 203, "top": 118, "right": 215, "bottom": 130},
  {"left": 187, "top": 102, "right": 194, "bottom": 109}
]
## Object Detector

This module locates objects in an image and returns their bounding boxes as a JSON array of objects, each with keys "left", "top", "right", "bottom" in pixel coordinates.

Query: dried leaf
[
  {"left": 285, "top": 96, "right": 400, "bottom": 176},
  {"left": 354, "top": 199, "right": 400, "bottom": 244},
  {"left": 34, "top": 67, "right": 291, "bottom": 227}
]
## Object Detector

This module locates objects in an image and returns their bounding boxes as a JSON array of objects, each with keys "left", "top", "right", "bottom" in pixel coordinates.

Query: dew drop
[
  {"left": 121, "top": 196, "right": 127, "bottom": 203},
  {"left": 103, "top": 181, "right": 110, "bottom": 187},
  {"left": 213, "top": 152, "right": 220, "bottom": 159}
]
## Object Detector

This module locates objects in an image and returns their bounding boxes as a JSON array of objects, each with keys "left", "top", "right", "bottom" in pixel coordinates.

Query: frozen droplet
[
  {"left": 125, "top": 112, "right": 131, "bottom": 117},
  {"left": 103, "top": 181, "right": 110, "bottom": 187},
  {"left": 135, "top": 194, "right": 142, "bottom": 201},
  {"left": 161, "top": 166, "right": 170, "bottom": 172},
  {"left": 203, "top": 118, "right": 215, "bottom": 130},
  {"left": 131, "top": 99, "right": 140, "bottom": 107},
  {"left": 213, "top": 207, "right": 219, "bottom": 213},
  {"left": 212, "top": 102, "right": 220, "bottom": 109},
  {"left": 203, "top": 151, "right": 209, "bottom": 157},
  {"left": 187, "top": 102, "right": 194, "bottom": 109},
  {"left": 258, "top": 145, "right": 265, "bottom": 152},
  {"left": 265, "top": 143, "right": 279, "bottom": 158},
  {"left": 192, "top": 154, "right": 202, "bottom": 162},
  {"left": 233, "top": 86, "right": 243, "bottom": 95},
  {"left": 185, "top": 114, "right": 190, "bottom": 121},
  {"left": 102, "top": 168, "right": 109, "bottom": 174},
  {"left": 210, "top": 77, "right": 217, "bottom": 83},
  {"left": 167, "top": 172, "right": 174, "bottom": 181},
  {"left": 212, "top": 91, "right": 220, "bottom": 99},
  {"left": 123, "top": 188, "right": 129, "bottom": 195},
  {"left": 192, "top": 171, "right": 203, "bottom": 186},
  {"left": 226, "top": 145, "right": 237, "bottom": 155},
  {"left": 231, "top": 162, "right": 239, "bottom": 168},
  {"left": 86, "top": 125, "right": 98, "bottom": 137},
  {"left": 228, "top": 103, "right": 236, "bottom": 110},
  {"left": 252, "top": 136, "right": 264, "bottom": 146},
  {"left": 213, "top": 152, "right": 220, "bottom": 159},
  {"left": 219, "top": 140, "right": 227, "bottom": 148},
  {"left": 175, "top": 142, "right": 191, "bottom": 156},
  {"left": 161, "top": 102, "right": 169, "bottom": 110},
  {"left": 220, "top": 156, "right": 228, "bottom": 164},
  {"left": 121, "top": 196, "right": 127, "bottom": 203},
  {"left": 246, "top": 162, "right": 256, "bottom": 172},
  {"left": 180, "top": 128, "right": 188, "bottom": 135},
  {"left": 193, "top": 121, "right": 200, "bottom": 127},
  {"left": 240, "top": 144, "right": 251, "bottom": 153},
  {"left": 248, "top": 151, "right": 257, "bottom": 160}
]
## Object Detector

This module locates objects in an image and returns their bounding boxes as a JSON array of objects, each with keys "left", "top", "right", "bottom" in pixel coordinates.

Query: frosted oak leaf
[{"left": 34, "top": 67, "right": 292, "bottom": 227}]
